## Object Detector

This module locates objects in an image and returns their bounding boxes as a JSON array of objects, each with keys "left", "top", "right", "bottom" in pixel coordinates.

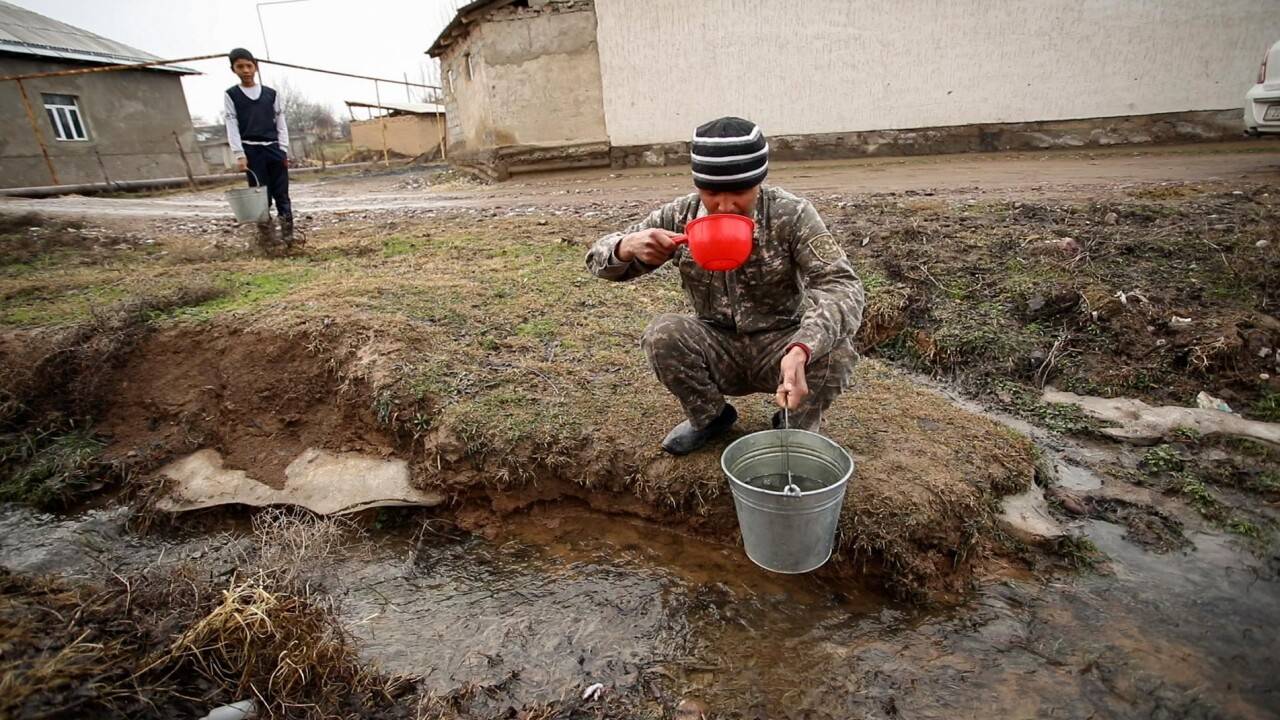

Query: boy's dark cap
[{"left": 229, "top": 48, "right": 256, "bottom": 67}]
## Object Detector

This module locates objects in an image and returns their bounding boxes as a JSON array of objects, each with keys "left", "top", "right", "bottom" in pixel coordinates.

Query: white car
[{"left": 1245, "top": 39, "right": 1280, "bottom": 135}]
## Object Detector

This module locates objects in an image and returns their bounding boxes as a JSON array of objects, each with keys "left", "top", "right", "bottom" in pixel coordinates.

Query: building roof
[
  {"left": 427, "top": 0, "right": 514, "bottom": 58},
  {"left": 346, "top": 100, "right": 446, "bottom": 116},
  {"left": 0, "top": 0, "right": 196, "bottom": 73}
]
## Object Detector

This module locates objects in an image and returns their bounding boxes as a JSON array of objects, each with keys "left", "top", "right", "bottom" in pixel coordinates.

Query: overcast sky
[{"left": 13, "top": 0, "right": 459, "bottom": 124}]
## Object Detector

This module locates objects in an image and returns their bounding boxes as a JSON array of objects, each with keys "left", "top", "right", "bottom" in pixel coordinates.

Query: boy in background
[{"left": 224, "top": 48, "right": 294, "bottom": 244}]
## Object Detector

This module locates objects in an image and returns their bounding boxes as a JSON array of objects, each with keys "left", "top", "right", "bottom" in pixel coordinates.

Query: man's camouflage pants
[{"left": 641, "top": 313, "right": 857, "bottom": 432}]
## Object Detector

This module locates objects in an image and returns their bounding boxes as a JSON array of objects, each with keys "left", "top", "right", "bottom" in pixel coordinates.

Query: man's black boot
[{"left": 661, "top": 404, "right": 738, "bottom": 456}]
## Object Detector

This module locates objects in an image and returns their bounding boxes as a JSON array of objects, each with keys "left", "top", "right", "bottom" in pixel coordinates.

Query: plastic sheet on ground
[{"left": 156, "top": 447, "right": 444, "bottom": 515}]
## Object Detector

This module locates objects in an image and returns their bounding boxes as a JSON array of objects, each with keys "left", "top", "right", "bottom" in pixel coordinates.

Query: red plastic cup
[{"left": 672, "top": 214, "right": 755, "bottom": 271}]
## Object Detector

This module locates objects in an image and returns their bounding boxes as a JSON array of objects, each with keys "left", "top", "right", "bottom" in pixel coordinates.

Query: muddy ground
[{"left": 1, "top": 143, "right": 1279, "bottom": 718}]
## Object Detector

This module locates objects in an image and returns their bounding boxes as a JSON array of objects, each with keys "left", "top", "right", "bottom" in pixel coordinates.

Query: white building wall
[{"left": 594, "top": 0, "right": 1280, "bottom": 146}]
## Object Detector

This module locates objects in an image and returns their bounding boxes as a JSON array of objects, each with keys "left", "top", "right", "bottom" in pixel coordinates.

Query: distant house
[
  {"left": 194, "top": 124, "right": 234, "bottom": 171},
  {"left": 0, "top": 0, "right": 206, "bottom": 188},
  {"left": 346, "top": 100, "right": 446, "bottom": 159},
  {"left": 429, "top": 0, "right": 1279, "bottom": 179}
]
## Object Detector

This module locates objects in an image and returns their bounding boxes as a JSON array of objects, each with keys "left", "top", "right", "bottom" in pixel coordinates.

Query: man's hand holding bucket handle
[
  {"left": 777, "top": 346, "right": 809, "bottom": 411},
  {"left": 617, "top": 228, "right": 681, "bottom": 267}
]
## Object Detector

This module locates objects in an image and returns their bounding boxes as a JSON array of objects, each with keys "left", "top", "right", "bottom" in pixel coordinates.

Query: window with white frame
[{"left": 42, "top": 93, "right": 88, "bottom": 141}]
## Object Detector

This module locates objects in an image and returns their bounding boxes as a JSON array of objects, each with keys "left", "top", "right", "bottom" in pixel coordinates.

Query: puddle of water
[
  {"left": 2, "top": 502, "right": 1277, "bottom": 718},
  {"left": 0, "top": 505, "right": 138, "bottom": 576},
  {"left": 1056, "top": 459, "right": 1105, "bottom": 491},
  {"left": 337, "top": 504, "right": 880, "bottom": 705}
]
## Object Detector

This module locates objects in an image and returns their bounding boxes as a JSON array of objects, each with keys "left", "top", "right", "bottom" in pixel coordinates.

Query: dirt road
[{"left": 2, "top": 142, "right": 1277, "bottom": 221}]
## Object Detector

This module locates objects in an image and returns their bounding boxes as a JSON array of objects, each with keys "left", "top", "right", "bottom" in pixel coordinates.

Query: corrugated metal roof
[
  {"left": 0, "top": 0, "right": 196, "bottom": 73},
  {"left": 346, "top": 100, "right": 446, "bottom": 115}
]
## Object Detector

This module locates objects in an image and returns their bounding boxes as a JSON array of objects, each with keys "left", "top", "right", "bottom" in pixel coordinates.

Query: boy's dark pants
[{"left": 244, "top": 144, "right": 291, "bottom": 220}]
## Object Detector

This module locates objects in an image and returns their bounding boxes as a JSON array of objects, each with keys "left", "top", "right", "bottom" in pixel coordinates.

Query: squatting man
[{"left": 587, "top": 117, "right": 865, "bottom": 455}]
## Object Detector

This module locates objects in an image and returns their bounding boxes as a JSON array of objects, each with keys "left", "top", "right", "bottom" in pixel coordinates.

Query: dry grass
[
  {"left": 247, "top": 508, "right": 363, "bottom": 590},
  {"left": 0, "top": 513, "right": 412, "bottom": 719},
  {"left": 149, "top": 578, "right": 394, "bottom": 718}
]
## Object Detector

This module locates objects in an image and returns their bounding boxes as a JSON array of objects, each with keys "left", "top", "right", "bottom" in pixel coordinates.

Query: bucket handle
[
  {"left": 244, "top": 169, "right": 261, "bottom": 187},
  {"left": 780, "top": 403, "right": 802, "bottom": 498}
]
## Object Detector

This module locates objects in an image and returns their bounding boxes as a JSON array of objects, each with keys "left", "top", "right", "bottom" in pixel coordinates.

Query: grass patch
[
  {"left": 515, "top": 317, "right": 558, "bottom": 340},
  {"left": 1175, "top": 473, "right": 1218, "bottom": 517},
  {"left": 1, "top": 283, "right": 132, "bottom": 328},
  {"left": 0, "top": 428, "right": 107, "bottom": 508},
  {"left": 1254, "top": 471, "right": 1280, "bottom": 494},
  {"left": 381, "top": 235, "right": 421, "bottom": 257},
  {"left": 929, "top": 301, "right": 1044, "bottom": 372},
  {"left": 986, "top": 379, "right": 1099, "bottom": 435},
  {"left": 1225, "top": 518, "right": 1265, "bottom": 540},
  {"left": 166, "top": 268, "right": 312, "bottom": 320},
  {"left": 1140, "top": 444, "right": 1184, "bottom": 475},
  {"left": 1053, "top": 534, "right": 1104, "bottom": 569},
  {"left": 1171, "top": 471, "right": 1273, "bottom": 545},
  {"left": 1252, "top": 391, "right": 1280, "bottom": 423}
]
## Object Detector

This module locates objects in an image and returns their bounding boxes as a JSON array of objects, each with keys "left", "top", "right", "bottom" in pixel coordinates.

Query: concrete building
[
  {"left": 0, "top": 0, "right": 206, "bottom": 189},
  {"left": 347, "top": 100, "right": 447, "bottom": 159},
  {"left": 429, "top": 0, "right": 1280, "bottom": 179},
  {"left": 194, "top": 123, "right": 235, "bottom": 170},
  {"left": 429, "top": 0, "right": 609, "bottom": 178}
]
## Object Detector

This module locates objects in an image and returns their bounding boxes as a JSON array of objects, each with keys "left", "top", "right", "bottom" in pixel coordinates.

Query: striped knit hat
[{"left": 691, "top": 117, "right": 768, "bottom": 192}]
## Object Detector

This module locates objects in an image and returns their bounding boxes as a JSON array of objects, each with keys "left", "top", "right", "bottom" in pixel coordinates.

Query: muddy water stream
[{"left": 1, "top": 499, "right": 1276, "bottom": 718}]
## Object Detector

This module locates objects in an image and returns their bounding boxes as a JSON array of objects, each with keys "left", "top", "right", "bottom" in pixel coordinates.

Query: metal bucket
[
  {"left": 721, "top": 429, "right": 854, "bottom": 574},
  {"left": 225, "top": 170, "right": 269, "bottom": 223}
]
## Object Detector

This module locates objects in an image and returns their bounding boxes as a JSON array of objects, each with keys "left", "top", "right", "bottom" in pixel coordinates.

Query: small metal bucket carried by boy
[{"left": 225, "top": 170, "right": 269, "bottom": 223}]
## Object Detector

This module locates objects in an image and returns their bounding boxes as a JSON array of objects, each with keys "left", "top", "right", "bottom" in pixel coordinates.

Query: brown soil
[{"left": 97, "top": 326, "right": 400, "bottom": 488}]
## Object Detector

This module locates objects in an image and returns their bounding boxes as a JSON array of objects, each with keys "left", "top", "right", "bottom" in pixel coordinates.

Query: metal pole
[
  {"left": 94, "top": 149, "right": 111, "bottom": 185},
  {"left": 1, "top": 55, "right": 440, "bottom": 88},
  {"left": 374, "top": 79, "right": 389, "bottom": 167},
  {"left": 404, "top": 72, "right": 411, "bottom": 102},
  {"left": 256, "top": 4, "right": 271, "bottom": 62},
  {"left": 172, "top": 131, "right": 198, "bottom": 191},
  {"left": 258, "top": 59, "right": 439, "bottom": 88},
  {"left": 15, "top": 79, "right": 58, "bottom": 185},
  {"left": 256, "top": 0, "right": 311, "bottom": 70}
]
